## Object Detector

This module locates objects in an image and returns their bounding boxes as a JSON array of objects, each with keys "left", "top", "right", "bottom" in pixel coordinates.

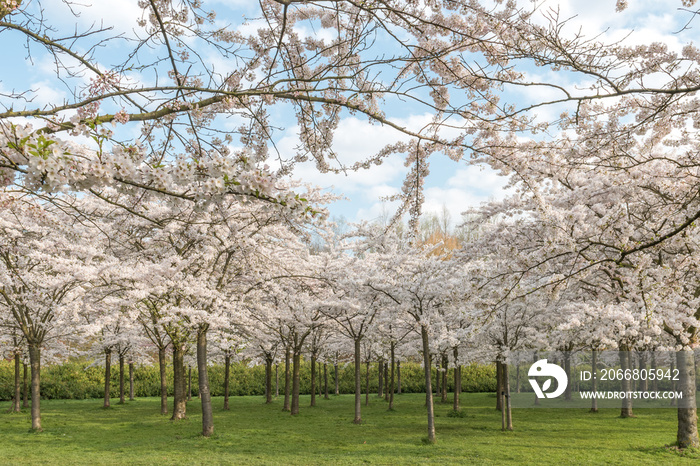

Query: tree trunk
[
  {"left": 171, "top": 343, "right": 187, "bottom": 420},
  {"left": 639, "top": 352, "right": 648, "bottom": 392},
  {"left": 496, "top": 360, "right": 503, "bottom": 411},
  {"left": 590, "top": 349, "right": 598, "bottom": 413},
  {"left": 397, "top": 360, "right": 401, "bottom": 394},
  {"left": 421, "top": 326, "right": 437, "bottom": 443},
  {"left": 103, "top": 348, "right": 112, "bottom": 408},
  {"left": 334, "top": 354, "right": 339, "bottom": 396},
  {"left": 324, "top": 362, "right": 329, "bottom": 399},
  {"left": 310, "top": 354, "right": 317, "bottom": 407},
  {"left": 275, "top": 363, "right": 279, "bottom": 398},
  {"left": 515, "top": 363, "right": 520, "bottom": 393},
  {"left": 197, "top": 327, "right": 214, "bottom": 437},
  {"left": 651, "top": 352, "right": 659, "bottom": 392},
  {"left": 129, "top": 361, "right": 135, "bottom": 401},
  {"left": 671, "top": 354, "right": 678, "bottom": 407},
  {"left": 384, "top": 361, "right": 389, "bottom": 401},
  {"left": 453, "top": 347, "right": 460, "bottom": 412},
  {"left": 28, "top": 343, "right": 42, "bottom": 431},
  {"left": 441, "top": 354, "right": 448, "bottom": 403},
  {"left": 266, "top": 356, "right": 273, "bottom": 404},
  {"left": 264, "top": 358, "right": 270, "bottom": 402},
  {"left": 22, "top": 362, "right": 29, "bottom": 409},
  {"left": 378, "top": 358, "right": 383, "bottom": 397},
  {"left": 291, "top": 350, "right": 301, "bottom": 415},
  {"left": 365, "top": 360, "right": 370, "bottom": 407},
  {"left": 224, "top": 354, "right": 230, "bottom": 410},
  {"left": 504, "top": 362, "right": 513, "bottom": 431},
  {"left": 283, "top": 346, "right": 291, "bottom": 412},
  {"left": 12, "top": 352, "right": 21, "bottom": 413},
  {"left": 434, "top": 360, "right": 440, "bottom": 400},
  {"left": 158, "top": 346, "right": 168, "bottom": 415},
  {"left": 388, "top": 343, "right": 395, "bottom": 410},
  {"left": 354, "top": 338, "right": 362, "bottom": 423},
  {"left": 676, "top": 349, "right": 699, "bottom": 448},
  {"left": 187, "top": 365, "right": 192, "bottom": 401},
  {"left": 619, "top": 349, "right": 634, "bottom": 418},
  {"left": 118, "top": 353, "right": 125, "bottom": 404},
  {"left": 564, "top": 352, "right": 572, "bottom": 401},
  {"left": 532, "top": 352, "right": 540, "bottom": 406}
]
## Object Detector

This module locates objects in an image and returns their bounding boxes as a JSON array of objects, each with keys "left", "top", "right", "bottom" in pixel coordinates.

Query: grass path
[{"left": 1, "top": 393, "right": 698, "bottom": 464}]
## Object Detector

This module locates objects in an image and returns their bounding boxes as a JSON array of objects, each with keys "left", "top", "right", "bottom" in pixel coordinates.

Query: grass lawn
[{"left": 1, "top": 393, "right": 698, "bottom": 465}]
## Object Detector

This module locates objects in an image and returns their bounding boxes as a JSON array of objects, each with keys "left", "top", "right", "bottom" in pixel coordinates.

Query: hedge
[{"left": 0, "top": 359, "right": 496, "bottom": 401}]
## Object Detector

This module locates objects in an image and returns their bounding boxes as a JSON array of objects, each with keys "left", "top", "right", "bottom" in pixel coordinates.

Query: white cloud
[
  {"left": 422, "top": 165, "right": 510, "bottom": 226},
  {"left": 42, "top": 1, "right": 144, "bottom": 38},
  {"left": 277, "top": 114, "right": 435, "bottom": 194},
  {"left": 27, "top": 81, "right": 68, "bottom": 108},
  {"left": 538, "top": 0, "right": 690, "bottom": 51}
]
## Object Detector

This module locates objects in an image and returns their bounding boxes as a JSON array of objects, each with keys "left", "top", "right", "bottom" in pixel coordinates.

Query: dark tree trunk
[
  {"left": 384, "top": 361, "right": 389, "bottom": 401},
  {"left": 639, "top": 352, "right": 648, "bottom": 392},
  {"left": 266, "top": 356, "right": 273, "bottom": 404},
  {"left": 441, "top": 354, "right": 448, "bottom": 403},
  {"left": 676, "top": 349, "right": 699, "bottom": 448},
  {"left": 22, "top": 362, "right": 29, "bottom": 409},
  {"left": 283, "top": 346, "right": 291, "bottom": 412},
  {"left": 671, "top": 354, "right": 678, "bottom": 407},
  {"left": 651, "top": 352, "right": 659, "bottom": 392},
  {"left": 197, "top": 327, "right": 214, "bottom": 437},
  {"left": 515, "top": 363, "right": 520, "bottom": 393},
  {"left": 224, "top": 354, "right": 230, "bottom": 410},
  {"left": 496, "top": 360, "right": 503, "bottom": 411},
  {"left": 564, "top": 352, "right": 572, "bottom": 401},
  {"left": 421, "top": 326, "right": 436, "bottom": 443},
  {"left": 129, "top": 361, "right": 135, "bottom": 401},
  {"left": 12, "top": 352, "right": 21, "bottom": 413},
  {"left": 104, "top": 348, "right": 112, "bottom": 408},
  {"left": 275, "top": 363, "right": 279, "bottom": 398},
  {"left": 28, "top": 343, "right": 42, "bottom": 431},
  {"left": 434, "top": 360, "right": 440, "bottom": 400},
  {"left": 629, "top": 351, "right": 636, "bottom": 391},
  {"left": 291, "top": 350, "right": 301, "bottom": 415},
  {"left": 310, "top": 354, "right": 317, "bottom": 407},
  {"left": 388, "top": 343, "right": 395, "bottom": 410},
  {"left": 619, "top": 350, "right": 634, "bottom": 418},
  {"left": 324, "top": 362, "right": 329, "bottom": 399},
  {"left": 187, "top": 366, "right": 192, "bottom": 401},
  {"left": 318, "top": 362, "right": 323, "bottom": 399},
  {"left": 453, "top": 347, "right": 460, "bottom": 412},
  {"left": 158, "top": 346, "right": 168, "bottom": 415},
  {"left": 378, "top": 359, "right": 383, "bottom": 397},
  {"left": 397, "top": 360, "right": 401, "bottom": 394},
  {"left": 118, "top": 353, "right": 125, "bottom": 404},
  {"left": 590, "top": 349, "right": 598, "bottom": 413},
  {"left": 264, "top": 358, "right": 270, "bottom": 402},
  {"left": 171, "top": 343, "right": 187, "bottom": 420},
  {"left": 504, "top": 362, "right": 513, "bottom": 431},
  {"left": 365, "top": 360, "right": 370, "bottom": 406},
  {"left": 532, "top": 352, "right": 540, "bottom": 406},
  {"left": 354, "top": 338, "right": 362, "bottom": 423},
  {"left": 334, "top": 354, "right": 339, "bottom": 396}
]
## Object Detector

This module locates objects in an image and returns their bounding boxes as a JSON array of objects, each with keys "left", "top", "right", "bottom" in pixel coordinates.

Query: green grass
[{"left": 0, "top": 393, "right": 698, "bottom": 465}]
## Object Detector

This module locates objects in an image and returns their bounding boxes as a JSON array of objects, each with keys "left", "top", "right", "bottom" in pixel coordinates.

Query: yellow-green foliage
[{"left": 0, "top": 359, "right": 496, "bottom": 400}]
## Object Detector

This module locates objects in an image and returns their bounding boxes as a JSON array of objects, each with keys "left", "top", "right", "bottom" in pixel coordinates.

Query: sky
[{"left": 2, "top": 0, "right": 697, "bottom": 229}]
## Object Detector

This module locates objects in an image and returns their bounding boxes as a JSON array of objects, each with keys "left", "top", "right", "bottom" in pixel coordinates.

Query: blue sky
[{"left": 2, "top": 0, "right": 696, "bottom": 228}]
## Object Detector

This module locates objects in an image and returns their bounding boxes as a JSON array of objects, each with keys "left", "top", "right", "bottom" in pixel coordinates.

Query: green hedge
[{"left": 0, "top": 359, "right": 496, "bottom": 400}]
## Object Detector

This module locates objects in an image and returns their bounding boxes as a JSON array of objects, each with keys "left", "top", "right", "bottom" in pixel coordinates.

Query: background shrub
[{"left": 0, "top": 358, "right": 497, "bottom": 400}]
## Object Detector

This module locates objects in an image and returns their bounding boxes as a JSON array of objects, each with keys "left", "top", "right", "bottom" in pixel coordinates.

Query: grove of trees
[{"left": 1, "top": 0, "right": 700, "bottom": 451}]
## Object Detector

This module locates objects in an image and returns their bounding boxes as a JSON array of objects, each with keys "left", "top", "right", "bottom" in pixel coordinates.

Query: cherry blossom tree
[{"left": 0, "top": 193, "right": 110, "bottom": 431}]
